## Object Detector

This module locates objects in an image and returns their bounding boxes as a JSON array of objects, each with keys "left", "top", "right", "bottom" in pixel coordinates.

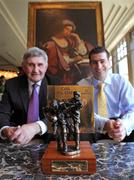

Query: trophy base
[{"left": 41, "top": 141, "right": 96, "bottom": 175}]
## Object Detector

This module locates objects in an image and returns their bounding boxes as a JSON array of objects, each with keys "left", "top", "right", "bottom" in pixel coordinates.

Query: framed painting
[{"left": 28, "top": 2, "right": 104, "bottom": 85}]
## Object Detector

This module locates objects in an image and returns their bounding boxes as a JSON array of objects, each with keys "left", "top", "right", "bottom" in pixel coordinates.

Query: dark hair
[{"left": 89, "top": 46, "right": 110, "bottom": 61}]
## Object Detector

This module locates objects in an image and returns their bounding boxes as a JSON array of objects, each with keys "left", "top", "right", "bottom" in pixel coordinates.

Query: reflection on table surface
[{"left": 0, "top": 139, "right": 134, "bottom": 179}]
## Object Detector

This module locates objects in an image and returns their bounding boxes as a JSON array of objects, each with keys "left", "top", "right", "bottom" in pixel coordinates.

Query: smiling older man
[{"left": 0, "top": 47, "right": 57, "bottom": 144}]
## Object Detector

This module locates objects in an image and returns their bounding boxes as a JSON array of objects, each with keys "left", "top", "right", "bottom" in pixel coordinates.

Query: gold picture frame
[
  {"left": 28, "top": 2, "right": 104, "bottom": 85},
  {"left": 28, "top": 1, "right": 104, "bottom": 47}
]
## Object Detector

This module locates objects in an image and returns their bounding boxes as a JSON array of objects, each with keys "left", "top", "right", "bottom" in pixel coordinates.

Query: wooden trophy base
[{"left": 41, "top": 141, "right": 96, "bottom": 175}]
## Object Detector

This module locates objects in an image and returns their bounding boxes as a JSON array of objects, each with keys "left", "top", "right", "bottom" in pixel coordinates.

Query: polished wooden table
[{"left": 0, "top": 139, "right": 134, "bottom": 179}]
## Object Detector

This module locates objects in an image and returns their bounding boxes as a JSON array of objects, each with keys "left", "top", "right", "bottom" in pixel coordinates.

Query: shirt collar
[
  {"left": 92, "top": 72, "right": 112, "bottom": 88},
  {"left": 28, "top": 79, "right": 42, "bottom": 87},
  {"left": 104, "top": 72, "right": 112, "bottom": 85}
]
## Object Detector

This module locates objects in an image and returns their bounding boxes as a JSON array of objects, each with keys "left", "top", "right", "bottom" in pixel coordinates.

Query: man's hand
[
  {"left": 3, "top": 123, "right": 41, "bottom": 145},
  {"left": 2, "top": 127, "right": 19, "bottom": 140},
  {"left": 104, "top": 119, "right": 127, "bottom": 142}
]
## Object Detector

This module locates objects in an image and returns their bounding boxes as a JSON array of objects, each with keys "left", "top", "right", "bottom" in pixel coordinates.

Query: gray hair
[{"left": 23, "top": 47, "right": 48, "bottom": 63}]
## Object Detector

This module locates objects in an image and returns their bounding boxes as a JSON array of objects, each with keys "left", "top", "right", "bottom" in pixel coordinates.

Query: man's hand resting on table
[
  {"left": 104, "top": 119, "right": 127, "bottom": 142},
  {"left": 2, "top": 123, "right": 41, "bottom": 145}
]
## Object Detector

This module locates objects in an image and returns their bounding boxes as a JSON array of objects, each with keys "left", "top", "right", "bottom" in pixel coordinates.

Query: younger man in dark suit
[{"left": 0, "top": 47, "right": 53, "bottom": 144}]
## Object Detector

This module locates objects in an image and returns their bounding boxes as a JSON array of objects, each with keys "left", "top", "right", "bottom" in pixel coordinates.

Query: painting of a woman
[
  {"left": 28, "top": 2, "right": 104, "bottom": 85},
  {"left": 40, "top": 19, "right": 93, "bottom": 85}
]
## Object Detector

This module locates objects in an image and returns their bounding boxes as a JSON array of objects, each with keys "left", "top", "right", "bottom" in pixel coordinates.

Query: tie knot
[
  {"left": 32, "top": 84, "right": 38, "bottom": 89},
  {"left": 98, "top": 83, "right": 105, "bottom": 91}
]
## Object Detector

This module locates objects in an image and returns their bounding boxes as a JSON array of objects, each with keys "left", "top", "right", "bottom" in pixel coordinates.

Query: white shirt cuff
[
  {"left": 36, "top": 121, "right": 47, "bottom": 135},
  {"left": 94, "top": 113, "right": 109, "bottom": 133}
]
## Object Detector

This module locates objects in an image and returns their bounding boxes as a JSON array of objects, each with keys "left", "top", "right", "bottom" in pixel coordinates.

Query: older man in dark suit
[{"left": 0, "top": 47, "right": 57, "bottom": 144}]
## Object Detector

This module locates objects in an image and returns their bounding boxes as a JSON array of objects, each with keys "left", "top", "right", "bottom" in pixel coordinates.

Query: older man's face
[
  {"left": 22, "top": 56, "right": 48, "bottom": 83},
  {"left": 90, "top": 52, "right": 110, "bottom": 81}
]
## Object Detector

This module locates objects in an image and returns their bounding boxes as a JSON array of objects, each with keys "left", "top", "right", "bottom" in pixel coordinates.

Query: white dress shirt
[{"left": 77, "top": 73, "right": 134, "bottom": 136}]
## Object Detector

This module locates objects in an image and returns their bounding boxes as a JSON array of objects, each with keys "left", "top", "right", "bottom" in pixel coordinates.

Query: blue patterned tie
[{"left": 27, "top": 84, "right": 39, "bottom": 123}]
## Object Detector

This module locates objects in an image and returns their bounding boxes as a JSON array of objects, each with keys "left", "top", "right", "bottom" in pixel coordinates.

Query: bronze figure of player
[
  {"left": 67, "top": 91, "right": 83, "bottom": 151},
  {"left": 44, "top": 91, "right": 82, "bottom": 155},
  {"left": 44, "top": 100, "right": 68, "bottom": 152}
]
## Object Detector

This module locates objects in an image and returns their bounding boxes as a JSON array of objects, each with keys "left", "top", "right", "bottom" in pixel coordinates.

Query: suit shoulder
[{"left": 6, "top": 75, "right": 27, "bottom": 87}]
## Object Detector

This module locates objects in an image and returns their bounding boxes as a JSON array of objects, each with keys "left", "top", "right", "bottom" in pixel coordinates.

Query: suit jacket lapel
[
  {"left": 39, "top": 77, "right": 48, "bottom": 118},
  {"left": 19, "top": 76, "right": 29, "bottom": 113}
]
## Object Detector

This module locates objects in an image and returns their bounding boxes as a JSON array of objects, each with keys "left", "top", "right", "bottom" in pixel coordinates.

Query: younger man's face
[{"left": 90, "top": 52, "right": 110, "bottom": 81}]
